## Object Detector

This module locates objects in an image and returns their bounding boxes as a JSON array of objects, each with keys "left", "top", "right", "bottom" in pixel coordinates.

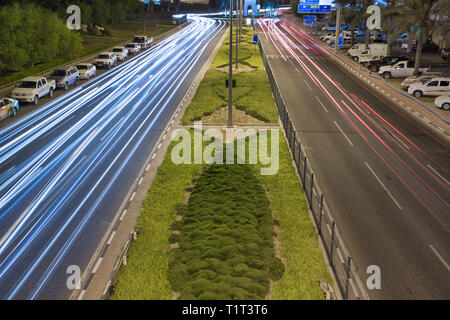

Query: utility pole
[
  {"left": 239, "top": 0, "right": 243, "bottom": 46},
  {"left": 236, "top": 0, "right": 239, "bottom": 69},
  {"left": 334, "top": 5, "right": 342, "bottom": 53},
  {"left": 228, "top": 0, "right": 233, "bottom": 127}
]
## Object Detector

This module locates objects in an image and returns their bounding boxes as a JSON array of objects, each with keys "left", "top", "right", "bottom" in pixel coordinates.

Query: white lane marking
[
  {"left": 334, "top": 121, "right": 354, "bottom": 147},
  {"left": 129, "top": 191, "right": 136, "bottom": 202},
  {"left": 107, "top": 231, "right": 116, "bottom": 245},
  {"left": 349, "top": 278, "right": 360, "bottom": 298},
  {"left": 157, "top": 143, "right": 162, "bottom": 149},
  {"left": 138, "top": 177, "right": 143, "bottom": 185},
  {"left": 92, "top": 257, "right": 103, "bottom": 274},
  {"left": 365, "top": 162, "right": 402, "bottom": 210},
  {"left": 389, "top": 131, "right": 410, "bottom": 150},
  {"left": 102, "top": 281, "right": 111, "bottom": 296},
  {"left": 77, "top": 290, "right": 86, "bottom": 300},
  {"left": 304, "top": 80, "right": 313, "bottom": 91},
  {"left": 426, "top": 164, "right": 449, "bottom": 185},
  {"left": 119, "top": 209, "right": 127, "bottom": 221},
  {"left": 337, "top": 247, "right": 345, "bottom": 264},
  {"left": 146, "top": 163, "right": 151, "bottom": 171},
  {"left": 152, "top": 153, "right": 156, "bottom": 160},
  {"left": 315, "top": 96, "right": 328, "bottom": 112},
  {"left": 162, "top": 134, "right": 166, "bottom": 141},
  {"left": 429, "top": 245, "right": 450, "bottom": 272}
]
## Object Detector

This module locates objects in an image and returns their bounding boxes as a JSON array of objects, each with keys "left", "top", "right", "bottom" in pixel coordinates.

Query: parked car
[
  {"left": 94, "top": 52, "right": 117, "bottom": 69},
  {"left": 125, "top": 43, "right": 141, "bottom": 55},
  {"left": 441, "top": 48, "right": 450, "bottom": 60},
  {"left": 434, "top": 95, "right": 450, "bottom": 110},
  {"left": 352, "top": 49, "right": 370, "bottom": 62},
  {"left": 379, "top": 60, "right": 429, "bottom": 79},
  {"left": 132, "top": 36, "right": 153, "bottom": 50},
  {"left": 76, "top": 63, "right": 96, "bottom": 80},
  {"left": 413, "top": 41, "right": 439, "bottom": 53},
  {"left": 359, "top": 55, "right": 383, "bottom": 66},
  {"left": 11, "top": 76, "right": 56, "bottom": 105},
  {"left": 408, "top": 78, "right": 450, "bottom": 97},
  {"left": 367, "top": 55, "right": 410, "bottom": 72},
  {"left": 50, "top": 66, "right": 80, "bottom": 90},
  {"left": 400, "top": 72, "right": 449, "bottom": 90},
  {"left": 320, "top": 32, "right": 334, "bottom": 41},
  {"left": 0, "top": 98, "right": 19, "bottom": 122},
  {"left": 110, "top": 47, "right": 128, "bottom": 61}
]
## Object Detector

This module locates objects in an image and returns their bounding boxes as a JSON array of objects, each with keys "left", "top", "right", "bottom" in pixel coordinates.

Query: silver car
[
  {"left": 50, "top": 66, "right": 80, "bottom": 90},
  {"left": 400, "top": 72, "right": 448, "bottom": 90}
]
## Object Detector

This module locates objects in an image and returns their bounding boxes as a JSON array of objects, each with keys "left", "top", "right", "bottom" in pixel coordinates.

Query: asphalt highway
[
  {"left": 0, "top": 17, "right": 225, "bottom": 299},
  {"left": 258, "top": 17, "right": 449, "bottom": 299}
]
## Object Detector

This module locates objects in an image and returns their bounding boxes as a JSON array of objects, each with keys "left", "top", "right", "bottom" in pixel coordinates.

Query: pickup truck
[
  {"left": 133, "top": 35, "right": 153, "bottom": 50},
  {"left": 378, "top": 61, "right": 429, "bottom": 79},
  {"left": 11, "top": 76, "right": 56, "bottom": 105}
]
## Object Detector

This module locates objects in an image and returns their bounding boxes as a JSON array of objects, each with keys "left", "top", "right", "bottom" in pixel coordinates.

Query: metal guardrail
[
  {"left": 258, "top": 39, "right": 369, "bottom": 300},
  {"left": 101, "top": 227, "right": 141, "bottom": 299}
]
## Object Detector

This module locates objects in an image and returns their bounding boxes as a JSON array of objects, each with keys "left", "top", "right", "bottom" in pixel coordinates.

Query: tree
[{"left": 392, "top": 0, "right": 443, "bottom": 75}]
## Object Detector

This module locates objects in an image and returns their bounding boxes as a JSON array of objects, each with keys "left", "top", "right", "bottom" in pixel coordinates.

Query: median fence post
[
  {"left": 302, "top": 156, "right": 307, "bottom": 186},
  {"left": 329, "top": 221, "right": 336, "bottom": 265},
  {"left": 345, "top": 256, "right": 352, "bottom": 300},
  {"left": 318, "top": 194, "right": 324, "bottom": 236}
]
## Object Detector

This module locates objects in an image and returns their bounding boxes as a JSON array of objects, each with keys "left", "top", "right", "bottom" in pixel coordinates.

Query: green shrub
[{"left": 169, "top": 164, "right": 284, "bottom": 299}]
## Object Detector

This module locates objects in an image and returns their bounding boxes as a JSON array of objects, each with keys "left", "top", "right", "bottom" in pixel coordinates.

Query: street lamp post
[
  {"left": 236, "top": 0, "right": 239, "bottom": 69},
  {"left": 228, "top": 0, "right": 233, "bottom": 127},
  {"left": 335, "top": 5, "right": 342, "bottom": 53}
]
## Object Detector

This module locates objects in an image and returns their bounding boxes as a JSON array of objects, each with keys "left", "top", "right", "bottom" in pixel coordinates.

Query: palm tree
[
  {"left": 393, "top": 0, "right": 443, "bottom": 75},
  {"left": 381, "top": 1, "right": 404, "bottom": 56}
]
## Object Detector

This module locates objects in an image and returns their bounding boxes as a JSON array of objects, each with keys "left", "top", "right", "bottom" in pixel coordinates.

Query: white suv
[
  {"left": 408, "top": 78, "right": 450, "bottom": 97},
  {"left": 110, "top": 47, "right": 128, "bottom": 61},
  {"left": 94, "top": 52, "right": 117, "bottom": 69},
  {"left": 125, "top": 43, "right": 141, "bottom": 55}
]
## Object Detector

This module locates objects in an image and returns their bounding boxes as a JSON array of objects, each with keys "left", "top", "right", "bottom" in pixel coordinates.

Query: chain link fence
[{"left": 258, "top": 39, "right": 369, "bottom": 300}]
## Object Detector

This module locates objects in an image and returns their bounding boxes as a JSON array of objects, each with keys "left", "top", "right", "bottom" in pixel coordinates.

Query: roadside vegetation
[
  {"left": 0, "top": 1, "right": 173, "bottom": 86},
  {"left": 182, "top": 26, "right": 277, "bottom": 124}
]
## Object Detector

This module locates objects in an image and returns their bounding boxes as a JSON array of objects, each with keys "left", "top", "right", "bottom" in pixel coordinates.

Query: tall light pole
[
  {"left": 236, "top": 0, "right": 239, "bottom": 69},
  {"left": 239, "top": 0, "right": 243, "bottom": 46},
  {"left": 228, "top": 0, "right": 233, "bottom": 128},
  {"left": 334, "top": 5, "right": 342, "bottom": 53}
]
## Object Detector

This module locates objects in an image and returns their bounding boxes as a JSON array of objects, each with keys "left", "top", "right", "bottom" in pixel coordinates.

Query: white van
[
  {"left": 408, "top": 78, "right": 450, "bottom": 97},
  {"left": 348, "top": 43, "right": 387, "bottom": 57}
]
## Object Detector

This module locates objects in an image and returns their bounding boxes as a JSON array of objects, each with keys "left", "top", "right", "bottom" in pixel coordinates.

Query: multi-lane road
[
  {"left": 258, "top": 16, "right": 449, "bottom": 299},
  {"left": 0, "top": 17, "right": 225, "bottom": 299}
]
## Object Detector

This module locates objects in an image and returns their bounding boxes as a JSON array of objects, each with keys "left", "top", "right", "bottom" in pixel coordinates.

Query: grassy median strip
[
  {"left": 182, "top": 26, "right": 276, "bottom": 124},
  {"left": 111, "top": 131, "right": 331, "bottom": 299}
]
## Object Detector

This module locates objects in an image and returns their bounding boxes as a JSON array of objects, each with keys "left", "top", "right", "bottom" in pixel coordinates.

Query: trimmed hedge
[{"left": 169, "top": 164, "right": 284, "bottom": 299}]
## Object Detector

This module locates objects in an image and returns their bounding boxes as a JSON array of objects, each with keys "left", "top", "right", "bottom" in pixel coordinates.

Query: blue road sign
[
  {"left": 338, "top": 36, "right": 344, "bottom": 48},
  {"left": 253, "top": 34, "right": 258, "bottom": 45},
  {"left": 298, "top": 4, "right": 330, "bottom": 14},
  {"left": 303, "top": 15, "right": 317, "bottom": 26},
  {"left": 300, "top": 0, "right": 319, "bottom": 4},
  {"left": 319, "top": 5, "right": 331, "bottom": 13}
]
